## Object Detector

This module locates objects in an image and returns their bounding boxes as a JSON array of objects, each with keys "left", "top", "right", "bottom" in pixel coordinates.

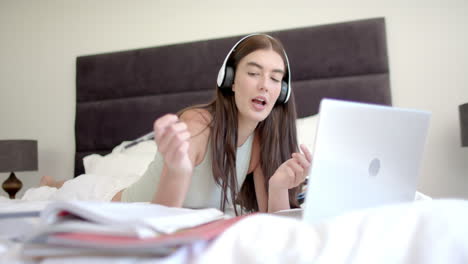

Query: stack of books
[{"left": 0, "top": 201, "right": 248, "bottom": 258}]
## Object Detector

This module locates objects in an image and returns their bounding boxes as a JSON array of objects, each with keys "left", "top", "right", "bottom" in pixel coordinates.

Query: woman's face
[{"left": 232, "top": 48, "right": 285, "bottom": 124}]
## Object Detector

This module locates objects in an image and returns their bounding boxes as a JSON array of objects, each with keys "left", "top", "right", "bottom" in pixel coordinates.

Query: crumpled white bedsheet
[
  {"left": 20, "top": 171, "right": 141, "bottom": 202},
  {"left": 2, "top": 198, "right": 466, "bottom": 263},
  {"left": 196, "top": 199, "right": 468, "bottom": 264},
  {"left": 20, "top": 140, "right": 155, "bottom": 202}
]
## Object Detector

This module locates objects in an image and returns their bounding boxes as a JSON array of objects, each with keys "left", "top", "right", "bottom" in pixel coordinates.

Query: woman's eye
[
  {"left": 271, "top": 77, "right": 280, "bottom": 83},
  {"left": 248, "top": 72, "right": 259, "bottom": 76}
]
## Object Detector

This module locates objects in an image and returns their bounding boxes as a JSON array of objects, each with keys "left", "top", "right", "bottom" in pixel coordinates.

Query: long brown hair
[{"left": 182, "top": 35, "right": 300, "bottom": 215}]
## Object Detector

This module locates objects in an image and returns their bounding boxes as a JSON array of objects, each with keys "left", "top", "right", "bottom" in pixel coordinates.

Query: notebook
[{"left": 302, "top": 99, "right": 431, "bottom": 224}]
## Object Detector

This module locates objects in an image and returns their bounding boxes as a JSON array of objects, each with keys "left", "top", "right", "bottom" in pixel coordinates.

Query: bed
[
  {"left": 2, "top": 17, "right": 467, "bottom": 263},
  {"left": 74, "top": 16, "right": 391, "bottom": 177}
]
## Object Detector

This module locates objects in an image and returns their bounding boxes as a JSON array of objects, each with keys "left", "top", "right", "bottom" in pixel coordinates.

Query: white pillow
[
  {"left": 296, "top": 114, "right": 319, "bottom": 152},
  {"left": 83, "top": 140, "right": 157, "bottom": 179}
]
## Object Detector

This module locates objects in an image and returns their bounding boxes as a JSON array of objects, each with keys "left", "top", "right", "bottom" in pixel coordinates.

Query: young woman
[
  {"left": 40, "top": 34, "right": 311, "bottom": 215},
  {"left": 112, "top": 34, "right": 311, "bottom": 215}
]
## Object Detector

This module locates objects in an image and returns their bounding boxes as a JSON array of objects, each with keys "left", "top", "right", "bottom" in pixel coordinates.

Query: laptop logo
[{"left": 369, "top": 158, "right": 380, "bottom": 177}]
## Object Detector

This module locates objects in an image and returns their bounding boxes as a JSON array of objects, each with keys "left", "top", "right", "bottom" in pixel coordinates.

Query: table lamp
[
  {"left": 0, "top": 140, "right": 38, "bottom": 199},
  {"left": 460, "top": 103, "right": 468, "bottom": 147}
]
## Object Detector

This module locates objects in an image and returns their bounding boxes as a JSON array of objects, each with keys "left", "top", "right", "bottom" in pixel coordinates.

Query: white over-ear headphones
[{"left": 216, "top": 33, "right": 292, "bottom": 104}]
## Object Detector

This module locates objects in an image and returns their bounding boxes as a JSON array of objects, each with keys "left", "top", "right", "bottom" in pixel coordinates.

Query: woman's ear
[{"left": 232, "top": 83, "right": 236, "bottom": 92}]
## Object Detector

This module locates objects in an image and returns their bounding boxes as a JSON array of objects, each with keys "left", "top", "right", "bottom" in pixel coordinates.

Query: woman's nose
[{"left": 258, "top": 75, "right": 268, "bottom": 92}]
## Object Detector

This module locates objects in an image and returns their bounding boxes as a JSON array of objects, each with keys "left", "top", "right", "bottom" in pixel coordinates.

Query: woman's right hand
[
  {"left": 269, "top": 144, "right": 312, "bottom": 191},
  {"left": 153, "top": 114, "right": 193, "bottom": 174}
]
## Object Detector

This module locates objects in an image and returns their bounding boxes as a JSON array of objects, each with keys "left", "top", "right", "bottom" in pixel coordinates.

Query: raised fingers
[
  {"left": 154, "top": 114, "right": 179, "bottom": 140},
  {"left": 286, "top": 159, "right": 305, "bottom": 185},
  {"left": 300, "top": 144, "right": 313, "bottom": 163},
  {"left": 289, "top": 154, "right": 310, "bottom": 186},
  {"left": 153, "top": 114, "right": 190, "bottom": 155},
  {"left": 292, "top": 152, "right": 311, "bottom": 171},
  {"left": 158, "top": 122, "right": 190, "bottom": 154}
]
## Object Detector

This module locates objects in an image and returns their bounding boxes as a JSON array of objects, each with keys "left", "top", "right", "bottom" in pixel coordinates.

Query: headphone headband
[{"left": 216, "top": 33, "right": 291, "bottom": 104}]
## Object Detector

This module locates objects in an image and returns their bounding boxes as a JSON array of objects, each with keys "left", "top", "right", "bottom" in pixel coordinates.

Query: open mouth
[{"left": 252, "top": 98, "right": 267, "bottom": 106}]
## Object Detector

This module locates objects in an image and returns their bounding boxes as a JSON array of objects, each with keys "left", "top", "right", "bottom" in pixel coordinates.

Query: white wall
[{"left": 1, "top": 0, "right": 467, "bottom": 199}]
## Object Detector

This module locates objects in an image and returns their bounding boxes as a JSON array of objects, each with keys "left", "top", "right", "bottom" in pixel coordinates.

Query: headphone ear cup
[
  {"left": 220, "top": 66, "right": 235, "bottom": 89},
  {"left": 277, "top": 80, "right": 289, "bottom": 104}
]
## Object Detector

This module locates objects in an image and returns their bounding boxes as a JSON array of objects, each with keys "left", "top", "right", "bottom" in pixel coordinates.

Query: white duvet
[
  {"left": 196, "top": 199, "right": 468, "bottom": 264},
  {"left": 2, "top": 199, "right": 466, "bottom": 264}
]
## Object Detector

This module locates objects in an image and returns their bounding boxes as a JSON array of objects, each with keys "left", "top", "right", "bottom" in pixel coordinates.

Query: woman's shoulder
[
  {"left": 179, "top": 108, "right": 212, "bottom": 136},
  {"left": 179, "top": 108, "right": 212, "bottom": 126},
  {"left": 179, "top": 108, "right": 212, "bottom": 165}
]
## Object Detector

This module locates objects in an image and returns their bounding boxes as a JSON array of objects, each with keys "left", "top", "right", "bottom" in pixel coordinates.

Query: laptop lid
[{"left": 303, "top": 99, "right": 431, "bottom": 224}]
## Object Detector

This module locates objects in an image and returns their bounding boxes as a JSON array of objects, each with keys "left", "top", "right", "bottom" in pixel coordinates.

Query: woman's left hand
[{"left": 269, "top": 144, "right": 312, "bottom": 190}]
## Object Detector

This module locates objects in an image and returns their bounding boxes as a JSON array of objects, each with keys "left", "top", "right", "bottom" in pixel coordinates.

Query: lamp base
[{"left": 2, "top": 172, "right": 22, "bottom": 199}]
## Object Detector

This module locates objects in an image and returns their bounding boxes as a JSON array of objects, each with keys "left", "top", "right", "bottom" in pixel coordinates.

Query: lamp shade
[
  {"left": 460, "top": 103, "right": 468, "bottom": 147},
  {"left": 0, "top": 140, "right": 38, "bottom": 172}
]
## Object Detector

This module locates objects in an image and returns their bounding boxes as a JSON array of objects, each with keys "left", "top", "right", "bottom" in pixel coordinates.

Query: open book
[
  {"left": 20, "top": 200, "right": 248, "bottom": 258},
  {"left": 35, "top": 200, "right": 225, "bottom": 238}
]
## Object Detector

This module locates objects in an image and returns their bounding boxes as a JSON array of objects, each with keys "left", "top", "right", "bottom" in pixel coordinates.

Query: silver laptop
[{"left": 302, "top": 99, "right": 431, "bottom": 224}]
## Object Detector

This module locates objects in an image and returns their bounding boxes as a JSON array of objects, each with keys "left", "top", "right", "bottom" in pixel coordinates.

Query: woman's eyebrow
[{"left": 246, "top": 61, "right": 284, "bottom": 74}]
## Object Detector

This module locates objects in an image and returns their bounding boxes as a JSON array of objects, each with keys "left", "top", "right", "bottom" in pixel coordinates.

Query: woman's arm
[
  {"left": 252, "top": 164, "right": 292, "bottom": 213},
  {"left": 268, "top": 178, "right": 291, "bottom": 212},
  {"left": 152, "top": 110, "right": 211, "bottom": 207},
  {"left": 266, "top": 144, "right": 312, "bottom": 213},
  {"left": 253, "top": 166, "right": 268, "bottom": 212},
  {"left": 112, "top": 110, "right": 210, "bottom": 204},
  {"left": 250, "top": 135, "right": 268, "bottom": 212}
]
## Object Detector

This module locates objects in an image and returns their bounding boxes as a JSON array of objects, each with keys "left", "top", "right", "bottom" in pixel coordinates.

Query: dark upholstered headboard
[{"left": 75, "top": 17, "right": 391, "bottom": 176}]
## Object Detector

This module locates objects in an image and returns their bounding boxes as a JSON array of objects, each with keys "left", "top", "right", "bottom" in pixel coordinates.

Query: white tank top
[{"left": 122, "top": 134, "right": 254, "bottom": 211}]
